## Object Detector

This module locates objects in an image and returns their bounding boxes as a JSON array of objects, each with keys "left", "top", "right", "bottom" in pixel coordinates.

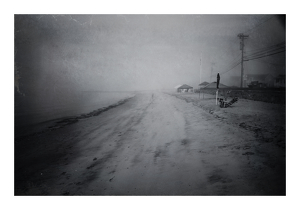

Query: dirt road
[{"left": 15, "top": 92, "right": 285, "bottom": 195}]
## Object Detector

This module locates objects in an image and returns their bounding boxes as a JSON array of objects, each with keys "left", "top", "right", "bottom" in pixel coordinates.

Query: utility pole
[
  {"left": 237, "top": 33, "right": 249, "bottom": 88},
  {"left": 210, "top": 62, "right": 215, "bottom": 82},
  {"left": 199, "top": 54, "right": 202, "bottom": 85},
  {"left": 199, "top": 55, "right": 202, "bottom": 99}
]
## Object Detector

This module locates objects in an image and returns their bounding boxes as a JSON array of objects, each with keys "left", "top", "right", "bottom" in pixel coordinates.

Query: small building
[
  {"left": 246, "top": 74, "right": 275, "bottom": 88},
  {"left": 176, "top": 84, "right": 193, "bottom": 93},
  {"left": 274, "top": 75, "right": 286, "bottom": 88},
  {"left": 198, "top": 82, "right": 209, "bottom": 89},
  {"left": 202, "top": 82, "right": 228, "bottom": 89},
  {"left": 248, "top": 81, "right": 266, "bottom": 88}
]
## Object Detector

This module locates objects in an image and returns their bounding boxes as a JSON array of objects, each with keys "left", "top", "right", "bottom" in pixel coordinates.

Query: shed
[
  {"left": 274, "top": 75, "right": 286, "bottom": 88},
  {"left": 202, "top": 82, "right": 228, "bottom": 89},
  {"left": 246, "top": 74, "right": 275, "bottom": 87},
  {"left": 176, "top": 84, "right": 193, "bottom": 93},
  {"left": 198, "top": 82, "right": 209, "bottom": 89}
]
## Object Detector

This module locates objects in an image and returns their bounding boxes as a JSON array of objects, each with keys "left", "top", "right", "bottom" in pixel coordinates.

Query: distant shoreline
[{"left": 15, "top": 94, "right": 136, "bottom": 140}]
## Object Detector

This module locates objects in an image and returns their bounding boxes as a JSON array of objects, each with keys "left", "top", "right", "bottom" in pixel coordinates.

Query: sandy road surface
[{"left": 15, "top": 92, "right": 285, "bottom": 195}]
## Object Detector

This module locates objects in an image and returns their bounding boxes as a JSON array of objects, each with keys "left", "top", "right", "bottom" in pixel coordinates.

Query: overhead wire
[
  {"left": 245, "top": 48, "right": 285, "bottom": 60},
  {"left": 209, "top": 53, "right": 240, "bottom": 77},
  {"left": 244, "top": 50, "right": 285, "bottom": 61},
  {"left": 227, "top": 59, "right": 241, "bottom": 71},
  {"left": 244, "top": 42, "right": 285, "bottom": 60},
  {"left": 252, "top": 59, "right": 285, "bottom": 67},
  {"left": 219, "top": 61, "right": 241, "bottom": 76},
  {"left": 213, "top": 16, "right": 283, "bottom": 77},
  {"left": 245, "top": 42, "right": 285, "bottom": 53},
  {"left": 217, "top": 42, "right": 285, "bottom": 76},
  {"left": 220, "top": 54, "right": 241, "bottom": 70},
  {"left": 210, "top": 53, "right": 242, "bottom": 77},
  {"left": 242, "top": 16, "right": 285, "bottom": 61},
  {"left": 217, "top": 54, "right": 242, "bottom": 76},
  {"left": 244, "top": 16, "right": 275, "bottom": 35}
]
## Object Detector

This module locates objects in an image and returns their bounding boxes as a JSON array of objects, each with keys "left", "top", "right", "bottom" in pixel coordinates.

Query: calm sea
[{"left": 15, "top": 91, "right": 135, "bottom": 137}]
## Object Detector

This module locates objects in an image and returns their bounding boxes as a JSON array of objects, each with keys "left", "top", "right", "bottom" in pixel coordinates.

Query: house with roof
[
  {"left": 201, "top": 82, "right": 228, "bottom": 89},
  {"left": 246, "top": 74, "right": 275, "bottom": 88},
  {"left": 175, "top": 84, "right": 193, "bottom": 93},
  {"left": 274, "top": 75, "right": 286, "bottom": 88},
  {"left": 198, "top": 82, "right": 209, "bottom": 89}
]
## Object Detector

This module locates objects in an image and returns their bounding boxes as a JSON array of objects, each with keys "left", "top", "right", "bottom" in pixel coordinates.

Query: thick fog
[
  {"left": 15, "top": 14, "right": 285, "bottom": 91},
  {"left": 14, "top": 15, "right": 285, "bottom": 125}
]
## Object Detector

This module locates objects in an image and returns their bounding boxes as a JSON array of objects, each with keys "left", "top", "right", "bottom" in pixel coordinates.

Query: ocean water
[{"left": 15, "top": 91, "right": 135, "bottom": 137}]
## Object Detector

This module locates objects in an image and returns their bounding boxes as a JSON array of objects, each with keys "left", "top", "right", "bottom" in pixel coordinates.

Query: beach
[{"left": 14, "top": 91, "right": 285, "bottom": 195}]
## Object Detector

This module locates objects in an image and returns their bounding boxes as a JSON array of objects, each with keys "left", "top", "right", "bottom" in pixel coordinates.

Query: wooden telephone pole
[
  {"left": 210, "top": 62, "right": 215, "bottom": 82},
  {"left": 237, "top": 33, "right": 249, "bottom": 88}
]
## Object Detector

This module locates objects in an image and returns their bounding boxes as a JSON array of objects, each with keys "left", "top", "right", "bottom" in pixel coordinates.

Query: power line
[
  {"left": 237, "top": 33, "right": 249, "bottom": 87},
  {"left": 211, "top": 55, "right": 240, "bottom": 77},
  {"left": 245, "top": 42, "right": 286, "bottom": 53},
  {"left": 209, "top": 46, "right": 242, "bottom": 78},
  {"left": 244, "top": 46, "right": 285, "bottom": 60},
  {"left": 244, "top": 16, "right": 275, "bottom": 35},
  {"left": 219, "top": 61, "right": 241, "bottom": 76},
  {"left": 230, "top": 51, "right": 243, "bottom": 61},
  {"left": 214, "top": 52, "right": 242, "bottom": 77},
  {"left": 244, "top": 48, "right": 285, "bottom": 60},
  {"left": 213, "top": 17, "right": 284, "bottom": 85},
  {"left": 227, "top": 59, "right": 241, "bottom": 71},
  {"left": 244, "top": 42, "right": 285, "bottom": 60},
  {"left": 252, "top": 59, "right": 285, "bottom": 67},
  {"left": 230, "top": 54, "right": 242, "bottom": 64},
  {"left": 218, "top": 49, "right": 284, "bottom": 78},
  {"left": 244, "top": 50, "right": 285, "bottom": 61},
  {"left": 220, "top": 55, "right": 241, "bottom": 72},
  {"left": 221, "top": 57, "right": 241, "bottom": 70}
]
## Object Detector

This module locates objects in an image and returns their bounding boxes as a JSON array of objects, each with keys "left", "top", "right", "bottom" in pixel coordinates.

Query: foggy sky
[{"left": 15, "top": 14, "right": 285, "bottom": 95}]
